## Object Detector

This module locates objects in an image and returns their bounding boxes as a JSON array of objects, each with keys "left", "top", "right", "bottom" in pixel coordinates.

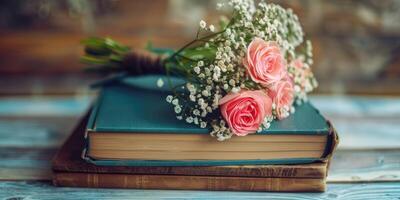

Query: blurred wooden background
[{"left": 0, "top": 0, "right": 399, "bottom": 96}]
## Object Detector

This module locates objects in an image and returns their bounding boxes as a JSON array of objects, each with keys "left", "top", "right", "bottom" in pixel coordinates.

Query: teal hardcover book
[{"left": 83, "top": 76, "right": 338, "bottom": 167}]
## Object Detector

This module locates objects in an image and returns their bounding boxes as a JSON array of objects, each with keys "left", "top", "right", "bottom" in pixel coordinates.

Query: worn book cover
[
  {"left": 53, "top": 173, "right": 326, "bottom": 192},
  {"left": 52, "top": 113, "right": 331, "bottom": 192}
]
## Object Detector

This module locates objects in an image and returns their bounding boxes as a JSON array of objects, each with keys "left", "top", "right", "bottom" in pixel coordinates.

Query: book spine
[
  {"left": 321, "top": 120, "right": 339, "bottom": 177},
  {"left": 53, "top": 173, "right": 326, "bottom": 192}
]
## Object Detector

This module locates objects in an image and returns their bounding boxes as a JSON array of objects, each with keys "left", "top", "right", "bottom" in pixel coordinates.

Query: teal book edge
[{"left": 82, "top": 75, "right": 339, "bottom": 167}]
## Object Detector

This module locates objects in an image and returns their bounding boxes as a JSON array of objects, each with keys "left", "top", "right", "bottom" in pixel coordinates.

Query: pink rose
[
  {"left": 244, "top": 38, "right": 286, "bottom": 87},
  {"left": 290, "top": 58, "right": 306, "bottom": 81},
  {"left": 268, "top": 77, "right": 295, "bottom": 120},
  {"left": 289, "top": 58, "right": 313, "bottom": 89},
  {"left": 219, "top": 90, "right": 272, "bottom": 136},
  {"left": 292, "top": 58, "right": 304, "bottom": 69}
]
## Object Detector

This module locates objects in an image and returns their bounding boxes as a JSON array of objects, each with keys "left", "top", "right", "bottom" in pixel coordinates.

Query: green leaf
[
  {"left": 80, "top": 55, "right": 110, "bottom": 65},
  {"left": 81, "top": 37, "right": 130, "bottom": 55},
  {"left": 109, "top": 54, "right": 124, "bottom": 62},
  {"left": 84, "top": 46, "right": 111, "bottom": 56}
]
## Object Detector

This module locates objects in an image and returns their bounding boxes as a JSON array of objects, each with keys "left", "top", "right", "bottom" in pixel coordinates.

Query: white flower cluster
[
  {"left": 288, "top": 40, "right": 318, "bottom": 104},
  {"left": 166, "top": 0, "right": 316, "bottom": 141}
]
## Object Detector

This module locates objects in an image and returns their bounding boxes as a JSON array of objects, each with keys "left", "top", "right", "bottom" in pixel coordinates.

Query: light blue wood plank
[
  {"left": 325, "top": 117, "right": 400, "bottom": 149},
  {"left": 1, "top": 147, "right": 399, "bottom": 182},
  {"left": 0, "top": 181, "right": 399, "bottom": 200},
  {"left": 311, "top": 95, "right": 400, "bottom": 117},
  {"left": 0, "top": 117, "right": 77, "bottom": 147},
  {"left": 310, "top": 95, "right": 400, "bottom": 149},
  {"left": 328, "top": 150, "right": 400, "bottom": 182},
  {"left": 0, "top": 96, "right": 92, "bottom": 117}
]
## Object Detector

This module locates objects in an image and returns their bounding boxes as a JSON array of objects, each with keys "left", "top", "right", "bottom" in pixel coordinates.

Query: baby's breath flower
[
  {"left": 209, "top": 25, "right": 215, "bottom": 32},
  {"left": 228, "top": 79, "right": 235, "bottom": 86},
  {"left": 290, "top": 106, "right": 296, "bottom": 114},
  {"left": 197, "top": 60, "right": 204, "bottom": 67},
  {"left": 193, "top": 109, "right": 200, "bottom": 116},
  {"left": 194, "top": 66, "right": 201, "bottom": 74},
  {"left": 156, "top": 78, "right": 164, "bottom": 88},
  {"left": 189, "top": 94, "right": 196, "bottom": 102},
  {"left": 200, "top": 121, "right": 207, "bottom": 128},
  {"left": 172, "top": 99, "right": 179, "bottom": 106},
  {"left": 198, "top": 98, "right": 205, "bottom": 105},
  {"left": 186, "top": 116, "right": 194, "bottom": 123},
  {"left": 174, "top": 106, "right": 182, "bottom": 113},
  {"left": 194, "top": 117, "right": 199, "bottom": 125},
  {"left": 199, "top": 20, "right": 206, "bottom": 29},
  {"left": 166, "top": 95, "right": 173, "bottom": 103},
  {"left": 223, "top": 84, "right": 229, "bottom": 90}
]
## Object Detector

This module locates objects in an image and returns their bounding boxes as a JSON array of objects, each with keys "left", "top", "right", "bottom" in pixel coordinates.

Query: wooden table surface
[{"left": 0, "top": 95, "right": 400, "bottom": 199}]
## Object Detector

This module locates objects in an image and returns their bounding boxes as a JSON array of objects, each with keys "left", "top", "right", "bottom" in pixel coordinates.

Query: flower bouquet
[{"left": 81, "top": 0, "right": 318, "bottom": 141}]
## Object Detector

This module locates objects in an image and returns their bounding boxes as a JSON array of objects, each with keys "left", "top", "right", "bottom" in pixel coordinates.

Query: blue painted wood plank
[
  {"left": 1, "top": 147, "right": 399, "bottom": 182},
  {"left": 311, "top": 95, "right": 400, "bottom": 117},
  {"left": 0, "top": 117, "right": 77, "bottom": 147},
  {"left": 0, "top": 96, "right": 92, "bottom": 117},
  {"left": 310, "top": 95, "right": 400, "bottom": 149},
  {"left": 0, "top": 181, "right": 399, "bottom": 200}
]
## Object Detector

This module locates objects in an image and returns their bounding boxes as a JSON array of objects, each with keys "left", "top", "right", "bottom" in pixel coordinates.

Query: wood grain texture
[
  {"left": 0, "top": 117, "right": 78, "bottom": 148},
  {"left": 329, "top": 150, "right": 400, "bottom": 182},
  {"left": 0, "top": 74, "right": 97, "bottom": 96},
  {"left": 312, "top": 95, "right": 400, "bottom": 149},
  {"left": 1, "top": 147, "right": 399, "bottom": 182},
  {"left": 0, "top": 181, "right": 399, "bottom": 199},
  {"left": 0, "top": 148, "right": 55, "bottom": 180},
  {"left": 0, "top": 98, "right": 91, "bottom": 117}
]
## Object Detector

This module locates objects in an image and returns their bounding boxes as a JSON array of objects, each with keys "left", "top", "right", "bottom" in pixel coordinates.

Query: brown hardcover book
[
  {"left": 53, "top": 173, "right": 326, "bottom": 192},
  {"left": 52, "top": 112, "right": 335, "bottom": 192}
]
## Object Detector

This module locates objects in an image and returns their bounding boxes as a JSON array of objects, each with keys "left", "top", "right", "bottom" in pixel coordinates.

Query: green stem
[{"left": 165, "top": 26, "right": 231, "bottom": 65}]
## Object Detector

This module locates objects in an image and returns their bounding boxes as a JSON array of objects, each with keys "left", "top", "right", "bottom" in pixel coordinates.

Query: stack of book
[{"left": 52, "top": 77, "right": 338, "bottom": 192}]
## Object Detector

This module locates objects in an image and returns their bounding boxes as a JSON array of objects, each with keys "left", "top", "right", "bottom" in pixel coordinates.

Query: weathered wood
[
  {"left": 1, "top": 147, "right": 399, "bottom": 183},
  {"left": 0, "top": 97, "right": 91, "bottom": 117},
  {"left": 0, "top": 117, "right": 79, "bottom": 147},
  {"left": 312, "top": 96, "right": 400, "bottom": 118},
  {"left": 312, "top": 95, "right": 400, "bottom": 149},
  {"left": 329, "top": 150, "right": 400, "bottom": 182},
  {"left": 0, "top": 148, "right": 56, "bottom": 180},
  {"left": 0, "top": 181, "right": 399, "bottom": 200},
  {"left": 324, "top": 117, "right": 400, "bottom": 149},
  {"left": 0, "top": 74, "right": 98, "bottom": 96}
]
